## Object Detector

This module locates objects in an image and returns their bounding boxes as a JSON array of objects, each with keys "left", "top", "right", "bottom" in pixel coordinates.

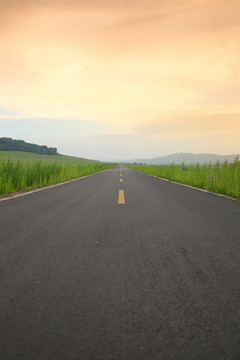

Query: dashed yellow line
[
  {"left": 120, "top": 178, "right": 123, "bottom": 182},
  {"left": 118, "top": 190, "right": 125, "bottom": 204}
]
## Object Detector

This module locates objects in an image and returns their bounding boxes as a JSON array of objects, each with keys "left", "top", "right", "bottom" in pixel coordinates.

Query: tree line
[{"left": 0, "top": 138, "right": 58, "bottom": 155}]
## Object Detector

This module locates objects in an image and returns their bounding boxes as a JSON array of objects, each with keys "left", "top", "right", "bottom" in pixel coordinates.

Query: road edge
[
  {"left": 131, "top": 169, "right": 238, "bottom": 202},
  {"left": 0, "top": 169, "right": 112, "bottom": 203}
]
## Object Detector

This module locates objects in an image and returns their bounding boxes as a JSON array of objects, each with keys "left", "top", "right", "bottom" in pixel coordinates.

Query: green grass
[
  {"left": 0, "top": 151, "right": 116, "bottom": 196},
  {"left": 127, "top": 158, "right": 240, "bottom": 200},
  {"left": 0, "top": 151, "right": 97, "bottom": 164}
]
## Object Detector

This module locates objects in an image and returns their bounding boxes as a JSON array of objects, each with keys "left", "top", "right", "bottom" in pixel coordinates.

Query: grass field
[
  {"left": 0, "top": 151, "right": 115, "bottom": 196},
  {"left": 0, "top": 151, "right": 97, "bottom": 164},
  {"left": 127, "top": 158, "right": 240, "bottom": 200}
]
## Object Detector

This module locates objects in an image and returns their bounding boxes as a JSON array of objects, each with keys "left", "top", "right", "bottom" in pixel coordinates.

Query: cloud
[
  {"left": 0, "top": 107, "right": 19, "bottom": 115},
  {"left": 2, "top": 0, "right": 240, "bottom": 37},
  {"left": 0, "top": 0, "right": 240, "bottom": 158},
  {"left": 134, "top": 112, "right": 240, "bottom": 138}
]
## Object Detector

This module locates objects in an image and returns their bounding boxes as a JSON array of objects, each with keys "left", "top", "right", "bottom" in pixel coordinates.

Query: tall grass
[
  {"left": 0, "top": 159, "right": 115, "bottom": 195},
  {"left": 128, "top": 158, "right": 240, "bottom": 199}
]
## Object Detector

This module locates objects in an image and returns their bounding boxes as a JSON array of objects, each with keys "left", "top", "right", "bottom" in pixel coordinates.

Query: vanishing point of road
[{"left": 0, "top": 165, "right": 240, "bottom": 360}]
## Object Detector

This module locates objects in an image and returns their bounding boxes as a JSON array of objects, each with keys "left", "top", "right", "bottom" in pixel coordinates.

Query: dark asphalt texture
[{"left": 0, "top": 165, "right": 240, "bottom": 360}]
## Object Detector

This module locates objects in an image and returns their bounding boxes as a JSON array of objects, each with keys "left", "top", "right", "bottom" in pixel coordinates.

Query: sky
[{"left": 0, "top": 0, "right": 240, "bottom": 160}]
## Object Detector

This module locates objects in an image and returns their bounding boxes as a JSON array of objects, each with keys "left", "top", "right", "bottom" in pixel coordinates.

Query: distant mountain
[
  {"left": 0, "top": 137, "right": 58, "bottom": 155},
  {"left": 128, "top": 153, "right": 239, "bottom": 165}
]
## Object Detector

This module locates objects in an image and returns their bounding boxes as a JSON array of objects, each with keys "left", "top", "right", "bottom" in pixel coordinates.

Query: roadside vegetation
[
  {"left": 0, "top": 151, "right": 115, "bottom": 196},
  {"left": 127, "top": 158, "right": 240, "bottom": 199}
]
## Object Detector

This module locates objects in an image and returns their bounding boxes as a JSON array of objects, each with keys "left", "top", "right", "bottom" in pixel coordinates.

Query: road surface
[{"left": 1, "top": 165, "right": 240, "bottom": 359}]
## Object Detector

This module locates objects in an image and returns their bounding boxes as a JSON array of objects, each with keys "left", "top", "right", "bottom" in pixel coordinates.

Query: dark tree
[{"left": 0, "top": 138, "right": 58, "bottom": 155}]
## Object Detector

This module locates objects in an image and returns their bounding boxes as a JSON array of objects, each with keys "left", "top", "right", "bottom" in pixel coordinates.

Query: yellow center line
[
  {"left": 118, "top": 190, "right": 125, "bottom": 204},
  {"left": 120, "top": 178, "right": 123, "bottom": 182}
]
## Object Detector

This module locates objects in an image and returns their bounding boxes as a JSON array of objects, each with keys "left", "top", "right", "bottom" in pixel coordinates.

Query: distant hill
[
  {"left": 129, "top": 152, "right": 239, "bottom": 165},
  {"left": 0, "top": 137, "right": 58, "bottom": 155}
]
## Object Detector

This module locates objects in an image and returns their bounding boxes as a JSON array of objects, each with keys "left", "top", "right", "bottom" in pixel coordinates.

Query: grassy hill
[
  {"left": 0, "top": 137, "right": 57, "bottom": 155},
  {"left": 0, "top": 150, "right": 99, "bottom": 165},
  {"left": 130, "top": 152, "right": 239, "bottom": 165}
]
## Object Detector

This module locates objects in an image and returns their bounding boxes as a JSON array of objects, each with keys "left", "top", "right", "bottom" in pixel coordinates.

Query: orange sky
[{"left": 1, "top": 0, "right": 240, "bottom": 159}]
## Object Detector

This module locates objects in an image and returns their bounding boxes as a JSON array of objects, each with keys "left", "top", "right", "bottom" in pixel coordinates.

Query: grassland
[
  {"left": 127, "top": 158, "right": 240, "bottom": 200},
  {"left": 0, "top": 151, "right": 115, "bottom": 196},
  {"left": 0, "top": 151, "right": 97, "bottom": 164}
]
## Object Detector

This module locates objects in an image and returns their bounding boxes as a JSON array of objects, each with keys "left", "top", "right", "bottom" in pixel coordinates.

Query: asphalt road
[{"left": 1, "top": 165, "right": 240, "bottom": 360}]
